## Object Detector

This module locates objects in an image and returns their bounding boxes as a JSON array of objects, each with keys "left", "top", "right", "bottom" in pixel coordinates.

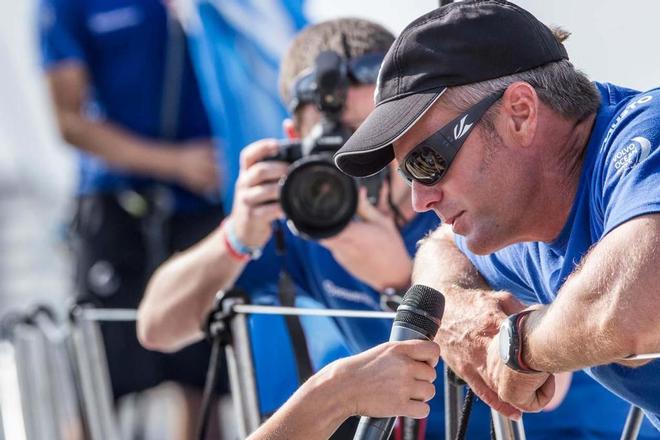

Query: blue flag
[{"left": 184, "top": 0, "right": 307, "bottom": 207}]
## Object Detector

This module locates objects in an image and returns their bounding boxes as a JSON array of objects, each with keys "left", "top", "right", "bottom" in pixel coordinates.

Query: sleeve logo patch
[{"left": 614, "top": 136, "right": 652, "bottom": 173}]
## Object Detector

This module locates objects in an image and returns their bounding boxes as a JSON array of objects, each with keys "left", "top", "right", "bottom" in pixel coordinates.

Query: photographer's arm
[
  {"left": 522, "top": 214, "right": 660, "bottom": 372},
  {"left": 413, "top": 225, "right": 526, "bottom": 418},
  {"left": 248, "top": 340, "right": 440, "bottom": 440},
  {"left": 137, "top": 140, "right": 288, "bottom": 352}
]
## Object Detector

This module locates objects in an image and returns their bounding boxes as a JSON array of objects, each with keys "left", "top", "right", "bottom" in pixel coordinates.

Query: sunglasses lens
[{"left": 404, "top": 146, "right": 447, "bottom": 186}]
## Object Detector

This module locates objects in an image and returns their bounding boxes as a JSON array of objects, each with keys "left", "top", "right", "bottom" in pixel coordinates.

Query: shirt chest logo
[{"left": 88, "top": 7, "right": 142, "bottom": 35}]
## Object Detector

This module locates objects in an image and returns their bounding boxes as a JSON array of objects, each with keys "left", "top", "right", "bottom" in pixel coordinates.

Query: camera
[{"left": 268, "top": 51, "right": 386, "bottom": 240}]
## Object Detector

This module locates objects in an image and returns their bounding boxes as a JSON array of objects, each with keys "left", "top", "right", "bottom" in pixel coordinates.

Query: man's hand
[
  {"left": 229, "top": 139, "right": 288, "bottom": 249},
  {"left": 320, "top": 186, "right": 412, "bottom": 291},
  {"left": 485, "top": 335, "right": 555, "bottom": 416},
  {"left": 436, "top": 290, "right": 527, "bottom": 419},
  {"left": 328, "top": 339, "right": 440, "bottom": 419},
  {"left": 173, "top": 139, "right": 221, "bottom": 194}
]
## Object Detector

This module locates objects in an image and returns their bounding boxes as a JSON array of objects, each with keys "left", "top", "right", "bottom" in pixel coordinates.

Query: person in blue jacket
[
  {"left": 39, "top": 0, "right": 225, "bottom": 437},
  {"left": 334, "top": 1, "right": 660, "bottom": 437}
]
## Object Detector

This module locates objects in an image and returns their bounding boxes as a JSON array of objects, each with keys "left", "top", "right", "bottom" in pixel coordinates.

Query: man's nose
[{"left": 411, "top": 180, "right": 442, "bottom": 212}]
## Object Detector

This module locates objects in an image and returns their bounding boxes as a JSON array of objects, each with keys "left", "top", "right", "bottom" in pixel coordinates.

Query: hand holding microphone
[{"left": 353, "top": 284, "right": 445, "bottom": 440}]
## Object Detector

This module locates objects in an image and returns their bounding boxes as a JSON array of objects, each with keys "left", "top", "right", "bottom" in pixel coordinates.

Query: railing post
[
  {"left": 70, "top": 306, "right": 120, "bottom": 440},
  {"left": 444, "top": 365, "right": 465, "bottom": 440},
  {"left": 222, "top": 297, "right": 261, "bottom": 437},
  {"left": 491, "top": 410, "right": 526, "bottom": 440},
  {"left": 620, "top": 406, "right": 643, "bottom": 440}
]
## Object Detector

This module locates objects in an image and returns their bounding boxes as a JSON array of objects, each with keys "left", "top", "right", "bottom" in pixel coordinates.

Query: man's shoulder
[{"left": 590, "top": 84, "right": 660, "bottom": 179}]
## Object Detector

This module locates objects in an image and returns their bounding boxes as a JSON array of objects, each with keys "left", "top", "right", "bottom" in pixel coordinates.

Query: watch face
[{"left": 499, "top": 318, "right": 514, "bottom": 363}]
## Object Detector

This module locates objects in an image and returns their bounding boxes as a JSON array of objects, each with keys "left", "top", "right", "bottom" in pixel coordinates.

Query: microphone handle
[{"left": 353, "top": 324, "right": 430, "bottom": 440}]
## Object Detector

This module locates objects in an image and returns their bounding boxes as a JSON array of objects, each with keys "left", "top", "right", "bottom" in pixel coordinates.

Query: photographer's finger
[
  {"left": 239, "top": 162, "right": 289, "bottom": 188},
  {"left": 239, "top": 139, "right": 281, "bottom": 169},
  {"left": 356, "top": 186, "right": 390, "bottom": 224},
  {"left": 250, "top": 203, "right": 284, "bottom": 222},
  {"left": 241, "top": 183, "right": 281, "bottom": 207}
]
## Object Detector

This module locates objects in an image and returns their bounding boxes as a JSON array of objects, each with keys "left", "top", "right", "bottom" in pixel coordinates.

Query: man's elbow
[
  {"left": 54, "top": 111, "right": 85, "bottom": 146},
  {"left": 136, "top": 307, "right": 175, "bottom": 352},
  {"left": 597, "top": 309, "right": 659, "bottom": 360}
]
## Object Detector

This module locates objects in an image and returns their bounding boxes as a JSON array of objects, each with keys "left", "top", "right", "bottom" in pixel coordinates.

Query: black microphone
[{"left": 353, "top": 284, "right": 445, "bottom": 440}]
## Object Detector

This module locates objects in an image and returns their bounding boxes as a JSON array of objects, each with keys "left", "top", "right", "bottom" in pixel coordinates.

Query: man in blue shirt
[
  {"left": 335, "top": 0, "right": 660, "bottom": 435},
  {"left": 39, "top": 0, "right": 224, "bottom": 434}
]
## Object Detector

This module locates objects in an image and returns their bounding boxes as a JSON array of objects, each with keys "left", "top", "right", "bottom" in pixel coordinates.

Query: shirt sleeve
[
  {"left": 597, "top": 89, "right": 660, "bottom": 237},
  {"left": 39, "top": 0, "right": 87, "bottom": 68}
]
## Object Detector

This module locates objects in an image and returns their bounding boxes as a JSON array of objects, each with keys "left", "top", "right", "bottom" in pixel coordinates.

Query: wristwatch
[{"left": 498, "top": 310, "right": 541, "bottom": 374}]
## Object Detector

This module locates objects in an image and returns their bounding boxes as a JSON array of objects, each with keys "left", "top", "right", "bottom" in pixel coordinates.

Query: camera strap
[{"left": 274, "top": 223, "right": 315, "bottom": 384}]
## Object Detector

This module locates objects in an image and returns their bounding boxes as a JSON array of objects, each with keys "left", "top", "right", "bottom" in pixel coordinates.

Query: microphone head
[{"left": 394, "top": 284, "right": 445, "bottom": 339}]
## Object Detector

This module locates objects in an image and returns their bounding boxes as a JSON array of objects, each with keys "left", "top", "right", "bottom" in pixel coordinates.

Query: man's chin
[{"left": 463, "top": 234, "right": 504, "bottom": 256}]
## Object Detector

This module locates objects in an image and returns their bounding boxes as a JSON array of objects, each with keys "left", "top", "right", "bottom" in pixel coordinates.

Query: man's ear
[
  {"left": 282, "top": 119, "right": 300, "bottom": 140},
  {"left": 502, "top": 82, "right": 537, "bottom": 147}
]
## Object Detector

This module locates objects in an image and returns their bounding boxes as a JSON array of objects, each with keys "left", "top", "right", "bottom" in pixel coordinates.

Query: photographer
[
  {"left": 138, "top": 18, "right": 453, "bottom": 438},
  {"left": 334, "top": 0, "right": 660, "bottom": 434}
]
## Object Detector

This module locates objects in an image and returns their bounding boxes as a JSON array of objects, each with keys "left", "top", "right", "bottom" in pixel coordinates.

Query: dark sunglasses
[
  {"left": 398, "top": 90, "right": 504, "bottom": 187},
  {"left": 288, "top": 52, "right": 385, "bottom": 113}
]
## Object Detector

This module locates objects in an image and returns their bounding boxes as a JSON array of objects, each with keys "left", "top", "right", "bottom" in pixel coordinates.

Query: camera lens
[{"left": 280, "top": 155, "right": 357, "bottom": 239}]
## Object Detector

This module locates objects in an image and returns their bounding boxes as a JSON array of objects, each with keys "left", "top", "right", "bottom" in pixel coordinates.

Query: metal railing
[{"left": 0, "top": 302, "right": 654, "bottom": 440}]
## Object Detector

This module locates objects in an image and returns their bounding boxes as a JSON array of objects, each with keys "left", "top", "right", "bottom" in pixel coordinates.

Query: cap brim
[{"left": 334, "top": 89, "right": 444, "bottom": 177}]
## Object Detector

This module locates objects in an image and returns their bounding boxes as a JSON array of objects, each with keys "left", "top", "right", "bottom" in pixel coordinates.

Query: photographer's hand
[
  {"left": 230, "top": 139, "right": 289, "bottom": 249},
  {"left": 320, "top": 187, "right": 412, "bottom": 291}
]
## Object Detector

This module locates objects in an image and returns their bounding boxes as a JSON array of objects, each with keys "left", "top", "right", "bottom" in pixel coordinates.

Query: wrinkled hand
[
  {"left": 324, "top": 340, "right": 440, "bottom": 420},
  {"left": 437, "top": 290, "right": 527, "bottom": 419},
  {"left": 320, "top": 186, "right": 412, "bottom": 290},
  {"left": 229, "top": 139, "right": 288, "bottom": 249},
  {"left": 485, "top": 335, "right": 555, "bottom": 416},
  {"left": 174, "top": 140, "right": 221, "bottom": 194}
]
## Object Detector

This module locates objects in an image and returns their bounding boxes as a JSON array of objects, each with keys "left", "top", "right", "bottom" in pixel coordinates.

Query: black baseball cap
[{"left": 334, "top": 0, "right": 568, "bottom": 177}]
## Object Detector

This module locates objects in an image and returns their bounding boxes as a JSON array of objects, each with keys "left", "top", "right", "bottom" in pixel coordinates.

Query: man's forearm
[
  {"left": 61, "top": 114, "right": 182, "bottom": 180},
  {"left": 137, "top": 225, "right": 247, "bottom": 352},
  {"left": 522, "top": 215, "right": 660, "bottom": 372}
]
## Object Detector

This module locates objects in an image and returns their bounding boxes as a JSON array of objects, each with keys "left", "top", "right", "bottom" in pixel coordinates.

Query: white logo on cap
[{"left": 453, "top": 115, "right": 473, "bottom": 140}]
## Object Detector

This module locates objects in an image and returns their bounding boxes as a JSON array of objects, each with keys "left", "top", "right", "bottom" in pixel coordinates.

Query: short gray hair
[{"left": 441, "top": 60, "right": 600, "bottom": 122}]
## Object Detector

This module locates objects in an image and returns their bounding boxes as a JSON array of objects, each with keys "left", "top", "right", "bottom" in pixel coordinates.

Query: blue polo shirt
[
  {"left": 39, "top": 0, "right": 217, "bottom": 211},
  {"left": 456, "top": 82, "right": 660, "bottom": 434}
]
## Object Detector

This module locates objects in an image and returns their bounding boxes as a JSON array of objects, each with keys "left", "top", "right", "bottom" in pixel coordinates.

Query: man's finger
[
  {"left": 462, "top": 369, "right": 522, "bottom": 420},
  {"left": 535, "top": 375, "right": 556, "bottom": 409}
]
